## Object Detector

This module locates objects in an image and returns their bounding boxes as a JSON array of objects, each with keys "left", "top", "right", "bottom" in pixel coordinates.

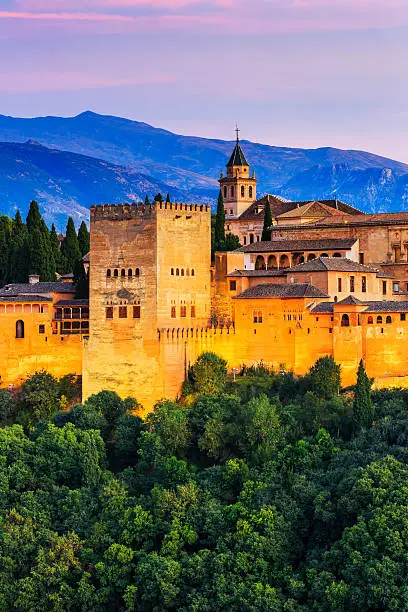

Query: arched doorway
[
  {"left": 16, "top": 320, "right": 24, "bottom": 338},
  {"left": 267, "top": 255, "right": 277, "bottom": 269},
  {"left": 280, "top": 254, "right": 290, "bottom": 269},
  {"left": 341, "top": 314, "right": 350, "bottom": 327},
  {"left": 255, "top": 256, "right": 266, "bottom": 270},
  {"left": 307, "top": 253, "right": 316, "bottom": 261}
]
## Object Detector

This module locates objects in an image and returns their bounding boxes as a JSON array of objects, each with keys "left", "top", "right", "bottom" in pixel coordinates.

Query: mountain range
[{"left": 1, "top": 110, "right": 408, "bottom": 227}]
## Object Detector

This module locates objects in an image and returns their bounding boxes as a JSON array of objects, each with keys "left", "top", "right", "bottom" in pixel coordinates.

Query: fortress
[{"left": 2, "top": 136, "right": 408, "bottom": 411}]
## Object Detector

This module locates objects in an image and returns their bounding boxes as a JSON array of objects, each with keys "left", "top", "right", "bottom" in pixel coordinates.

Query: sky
[{"left": 0, "top": 0, "right": 408, "bottom": 161}]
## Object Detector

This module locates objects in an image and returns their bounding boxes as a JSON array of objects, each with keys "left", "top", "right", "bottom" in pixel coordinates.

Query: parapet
[{"left": 90, "top": 202, "right": 210, "bottom": 221}]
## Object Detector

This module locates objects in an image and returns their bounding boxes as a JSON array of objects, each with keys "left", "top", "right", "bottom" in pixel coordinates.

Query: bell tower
[{"left": 219, "top": 128, "right": 257, "bottom": 218}]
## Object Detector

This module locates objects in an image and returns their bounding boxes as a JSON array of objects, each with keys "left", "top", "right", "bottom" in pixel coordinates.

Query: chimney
[{"left": 28, "top": 274, "right": 40, "bottom": 285}]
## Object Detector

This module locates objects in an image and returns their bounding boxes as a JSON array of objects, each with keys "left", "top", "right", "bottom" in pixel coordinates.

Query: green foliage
[
  {"left": 0, "top": 389, "right": 16, "bottom": 426},
  {"left": 154, "top": 192, "right": 163, "bottom": 202},
  {"left": 61, "top": 216, "right": 81, "bottom": 274},
  {"left": 307, "top": 355, "right": 341, "bottom": 399},
  {"left": 77, "top": 221, "right": 90, "bottom": 257},
  {"left": 353, "top": 359, "right": 374, "bottom": 431},
  {"left": 184, "top": 352, "right": 228, "bottom": 396},
  {"left": 214, "top": 190, "right": 225, "bottom": 249},
  {"left": 73, "top": 259, "right": 89, "bottom": 299},
  {"left": 19, "top": 371, "right": 62, "bottom": 428},
  {"left": 261, "top": 198, "right": 273, "bottom": 241}
]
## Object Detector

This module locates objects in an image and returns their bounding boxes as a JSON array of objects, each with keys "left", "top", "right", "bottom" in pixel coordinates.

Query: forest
[{"left": 0, "top": 354, "right": 407, "bottom": 610}]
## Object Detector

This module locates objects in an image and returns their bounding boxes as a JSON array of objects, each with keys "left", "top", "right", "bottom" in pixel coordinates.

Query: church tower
[{"left": 219, "top": 129, "right": 257, "bottom": 218}]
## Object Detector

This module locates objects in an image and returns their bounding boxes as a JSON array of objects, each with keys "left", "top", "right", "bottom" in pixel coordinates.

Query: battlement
[{"left": 90, "top": 202, "right": 210, "bottom": 221}]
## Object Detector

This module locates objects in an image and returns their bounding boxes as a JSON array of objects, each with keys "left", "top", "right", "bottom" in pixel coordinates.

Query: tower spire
[{"left": 235, "top": 123, "right": 240, "bottom": 142}]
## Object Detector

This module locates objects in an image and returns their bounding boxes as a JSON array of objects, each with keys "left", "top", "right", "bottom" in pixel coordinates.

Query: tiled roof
[
  {"left": 337, "top": 295, "right": 364, "bottom": 305},
  {"left": 375, "top": 268, "right": 395, "bottom": 279},
  {"left": 0, "top": 281, "right": 76, "bottom": 296},
  {"left": 226, "top": 269, "right": 286, "bottom": 278},
  {"left": 303, "top": 212, "right": 408, "bottom": 228},
  {"left": 276, "top": 200, "right": 346, "bottom": 220},
  {"left": 234, "top": 283, "right": 329, "bottom": 299},
  {"left": 290, "top": 257, "right": 383, "bottom": 274},
  {"left": 237, "top": 195, "right": 295, "bottom": 220},
  {"left": 227, "top": 139, "right": 249, "bottom": 167},
  {"left": 55, "top": 299, "right": 89, "bottom": 307},
  {"left": 363, "top": 301, "right": 408, "bottom": 313},
  {"left": 311, "top": 302, "right": 335, "bottom": 313},
  {"left": 0, "top": 294, "right": 52, "bottom": 303},
  {"left": 236, "top": 238, "right": 357, "bottom": 254}
]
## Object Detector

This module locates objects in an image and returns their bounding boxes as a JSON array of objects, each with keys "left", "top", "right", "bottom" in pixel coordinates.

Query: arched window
[
  {"left": 135, "top": 268, "right": 140, "bottom": 277},
  {"left": 121, "top": 269, "right": 126, "bottom": 277},
  {"left": 114, "top": 269, "right": 119, "bottom": 278},
  {"left": 128, "top": 269, "right": 132, "bottom": 277},
  {"left": 333, "top": 252, "right": 342, "bottom": 258},
  {"left": 16, "top": 320, "right": 24, "bottom": 338},
  {"left": 307, "top": 253, "right": 316, "bottom": 261},
  {"left": 255, "top": 256, "right": 266, "bottom": 270},
  {"left": 250, "top": 234, "right": 254, "bottom": 244},
  {"left": 224, "top": 186, "right": 227, "bottom": 199},
  {"left": 241, "top": 186, "right": 245, "bottom": 198},
  {"left": 186, "top": 269, "right": 190, "bottom": 276},
  {"left": 249, "top": 186, "right": 253, "bottom": 199},
  {"left": 321, "top": 253, "right": 329, "bottom": 258},
  {"left": 107, "top": 269, "right": 111, "bottom": 278},
  {"left": 171, "top": 268, "right": 174, "bottom": 275},
  {"left": 280, "top": 254, "right": 290, "bottom": 269},
  {"left": 367, "top": 316, "right": 373, "bottom": 324},
  {"left": 268, "top": 255, "right": 277, "bottom": 270},
  {"left": 341, "top": 314, "right": 350, "bottom": 327},
  {"left": 231, "top": 186, "right": 234, "bottom": 197},
  {"left": 377, "top": 315, "right": 383, "bottom": 324},
  {"left": 181, "top": 269, "right": 185, "bottom": 276},
  {"left": 191, "top": 269, "right": 195, "bottom": 277},
  {"left": 386, "top": 315, "right": 392, "bottom": 324},
  {"left": 176, "top": 268, "right": 179, "bottom": 276}
]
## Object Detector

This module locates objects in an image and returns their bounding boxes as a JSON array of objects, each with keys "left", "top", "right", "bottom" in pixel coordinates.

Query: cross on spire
[{"left": 235, "top": 124, "right": 240, "bottom": 142}]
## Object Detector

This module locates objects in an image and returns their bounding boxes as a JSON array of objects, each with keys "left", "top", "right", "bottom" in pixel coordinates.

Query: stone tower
[
  {"left": 82, "top": 201, "right": 211, "bottom": 410},
  {"left": 219, "top": 129, "right": 257, "bottom": 218}
]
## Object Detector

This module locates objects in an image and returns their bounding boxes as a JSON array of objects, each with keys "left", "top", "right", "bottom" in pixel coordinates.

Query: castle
[{"left": 2, "top": 135, "right": 408, "bottom": 411}]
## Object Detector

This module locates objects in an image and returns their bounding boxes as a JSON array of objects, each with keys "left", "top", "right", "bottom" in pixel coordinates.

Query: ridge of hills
[{"left": 1, "top": 111, "right": 408, "bottom": 225}]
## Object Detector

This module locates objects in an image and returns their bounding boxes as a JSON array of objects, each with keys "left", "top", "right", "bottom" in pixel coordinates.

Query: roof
[
  {"left": 227, "top": 269, "right": 286, "bottom": 278},
  {"left": 55, "top": 299, "right": 89, "bottom": 307},
  {"left": 0, "top": 281, "right": 76, "bottom": 296},
  {"left": 337, "top": 295, "right": 364, "bottom": 305},
  {"left": 276, "top": 200, "right": 346, "bottom": 220},
  {"left": 311, "top": 302, "right": 335, "bottom": 313},
  {"left": 311, "top": 300, "right": 408, "bottom": 314},
  {"left": 234, "top": 283, "right": 329, "bottom": 299},
  {"left": 297, "top": 212, "right": 408, "bottom": 229},
  {"left": 236, "top": 197, "right": 363, "bottom": 221},
  {"left": 236, "top": 238, "right": 357, "bottom": 254},
  {"left": 227, "top": 139, "right": 249, "bottom": 167},
  {"left": 0, "top": 294, "right": 53, "bottom": 303},
  {"left": 289, "top": 257, "right": 383, "bottom": 275}
]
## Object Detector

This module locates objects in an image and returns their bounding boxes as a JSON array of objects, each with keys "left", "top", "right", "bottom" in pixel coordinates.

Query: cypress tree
[
  {"left": 73, "top": 260, "right": 89, "bottom": 299},
  {"left": 214, "top": 190, "right": 226, "bottom": 250},
  {"left": 144, "top": 195, "right": 150, "bottom": 207},
  {"left": 26, "top": 200, "right": 42, "bottom": 232},
  {"left": 78, "top": 221, "right": 90, "bottom": 257},
  {"left": 166, "top": 193, "right": 171, "bottom": 204},
  {"left": 262, "top": 199, "right": 273, "bottom": 242},
  {"left": 0, "top": 216, "right": 11, "bottom": 287},
  {"left": 61, "top": 217, "right": 81, "bottom": 274},
  {"left": 353, "top": 359, "right": 374, "bottom": 431},
  {"left": 50, "top": 224, "right": 63, "bottom": 273},
  {"left": 8, "top": 210, "right": 29, "bottom": 282},
  {"left": 154, "top": 193, "right": 163, "bottom": 203}
]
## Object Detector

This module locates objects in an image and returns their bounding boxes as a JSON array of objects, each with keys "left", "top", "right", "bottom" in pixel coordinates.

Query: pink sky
[{"left": 1, "top": 0, "right": 408, "bottom": 161}]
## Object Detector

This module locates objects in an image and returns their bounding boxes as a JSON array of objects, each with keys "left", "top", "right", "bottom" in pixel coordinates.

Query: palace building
[{"left": 2, "top": 136, "right": 408, "bottom": 411}]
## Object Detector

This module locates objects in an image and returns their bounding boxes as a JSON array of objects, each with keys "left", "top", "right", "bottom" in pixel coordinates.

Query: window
[
  {"left": 171, "top": 306, "right": 176, "bottom": 318},
  {"left": 171, "top": 268, "right": 174, "bottom": 275},
  {"left": 119, "top": 306, "right": 127, "bottom": 318},
  {"left": 250, "top": 234, "right": 254, "bottom": 244},
  {"left": 229, "top": 280, "right": 237, "bottom": 291},
  {"left": 377, "top": 315, "right": 383, "bottom": 324},
  {"left": 350, "top": 276, "right": 355, "bottom": 293},
  {"left": 191, "top": 269, "right": 195, "bottom": 277},
  {"left": 249, "top": 186, "right": 253, "bottom": 198},
  {"left": 338, "top": 278, "right": 342, "bottom": 292},
  {"left": 128, "top": 269, "right": 133, "bottom": 277},
  {"left": 180, "top": 306, "right": 187, "bottom": 318},
  {"left": 382, "top": 281, "right": 387, "bottom": 295},
  {"left": 224, "top": 186, "right": 227, "bottom": 198},
  {"left": 341, "top": 314, "right": 350, "bottom": 327},
  {"left": 241, "top": 186, "right": 245, "bottom": 197},
  {"left": 106, "top": 307, "right": 113, "bottom": 319},
  {"left": 333, "top": 252, "right": 342, "bottom": 258},
  {"left": 16, "top": 320, "right": 24, "bottom": 338},
  {"left": 135, "top": 268, "right": 140, "bottom": 277},
  {"left": 401, "top": 313, "right": 406, "bottom": 322},
  {"left": 367, "top": 316, "right": 373, "bottom": 324},
  {"left": 230, "top": 209, "right": 233, "bottom": 215},
  {"left": 253, "top": 310, "right": 263, "bottom": 324},
  {"left": 121, "top": 269, "right": 126, "bottom": 277},
  {"left": 394, "top": 282, "right": 399, "bottom": 293},
  {"left": 359, "top": 252, "right": 365, "bottom": 264},
  {"left": 176, "top": 268, "right": 179, "bottom": 276},
  {"left": 243, "top": 236, "right": 247, "bottom": 245},
  {"left": 191, "top": 306, "right": 196, "bottom": 318},
  {"left": 133, "top": 305, "right": 141, "bottom": 319},
  {"left": 107, "top": 269, "right": 111, "bottom": 278},
  {"left": 362, "top": 276, "right": 367, "bottom": 293},
  {"left": 186, "top": 269, "right": 190, "bottom": 276},
  {"left": 386, "top": 315, "right": 392, "bottom": 324},
  {"left": 181, "top": 269, "right": 184, "bottom": 276},
  {"left": 231, "top": 186, "right": 234, "bottom": 197},
  {"left": 114, "top": 269, "right": 119, "bottom": 278}
]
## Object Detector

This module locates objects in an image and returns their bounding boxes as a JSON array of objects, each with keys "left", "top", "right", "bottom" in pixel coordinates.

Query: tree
[
  {"left": 19, "top": 371, "right": 62, "bottom": 427},
  {"left": 214, "top": 190, "right": 225, "bottom": 250},
  {"left": 261, "top": 199, "right": 273, "bottom": 241},
  {"left": 8, "top": 210, "right": 29, "bottom": 282},
  {"left": 26, "top": 200, "right": 42, "bottom": 233},
  {"left": 144, "top": 195, "right": 150, "bottom": 207},
  {"left": 224, "top": 233, "right": 241, "bottom": 251},
  {"left": 73, "top": 259, "right": 89, "bottom": 299},
  {"left": 166, "top": 193, "right": 171, "bottom": 204},
  {"left": 50, "top": 223, "right": 64, "bottom": 274},
  {"left": 0, "top": 388, "right": 16, "bottom": 426},
  {"left": 308, "top": 356, "right": 341, "bottom": 399},
  {"left": 154, "top": 193, "right": 163, "bottom": 203},
  {"left": 61, "top": 217, "right": 81, "bottom": 274},
  {"left": 77, "top": 221, "right": 90, "bottom": 257},
  {"left": 353, "top": 359, "right": 374, "bottom": 431},
  {"left": 185, "top": 352, "right": 228, "bottom": 396},
  {"left": 0, "top": 216, "right": 11, "bottom": 287}
]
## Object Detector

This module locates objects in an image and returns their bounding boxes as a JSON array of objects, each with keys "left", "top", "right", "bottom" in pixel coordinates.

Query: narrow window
[
  {"left": 386, "top": 315, "right": 392, "bottom": 324},
  {"left": 191, "top": 305, "right": 196, "bottom": 318},
  {"left": 135, "top": 268, "right": 140, "bottom": 277},
  {"left": 359, "top": 252, "right": 365, "bottom": 264},
  {"left": 181, "top": 269, "right": 185, "bottom": 277},
  {"left": 231, "top": 186, "right": 234, "bottom": 197},
  {"left": 176, "top": 268, "right": 180, "bottom": 276},
  {"left": 171, "top": 306, "right": 176, "bottom": 318},
  {"left": 367, "top": 316, "right": 373, "bottom": 324},
  {"left": 107, "top": 269, "right": 111, "bottom": 278},
  {"left": 224, "top": 186, "right": 227, "bottom": 198},
  {"left": 249, "top": 186, "right": 253, "bottom": 198},
  {"left": 106, "top": 307, "right": 113, "bottom": 319},
  {"left": 250, "top": 234, "right": 254, "bottom": 244},
  {"left": 128, "top": 269, "right": 133, "bottom": 277},
  {"left": 382, "top": 281, "right": 387, "bottom": 295},
  {"left": 230, "top": 209, "right": 233, "bottom": 215},
  {"left": 394, "top": 282, "right": 399, "bottom": 293},
  {"left": 241, "top": 186, "right": 245, "bottom": 198},
  {"left": 180, "top": 306, "right": 187, "bottom": 318},
  {"left": 114, "top": 269, "right": 119, "bottom": 278},
  {"left": 362, "top": 276, "right": 367, "bottom": 293},
  {"left": 350, "top": 276, "right": 355, "bottom": 293},
  {"left": 133, "top": 305, "right": 141, "bottom": 319},
  {"left": 16, "top": 320, "right": 24, "bottom": 338},
  {"left": 121, "top": 269, "right": 126, "bottom": 277},
  {"left": 186, "top": 269, "right": 190, "bottom": 276},
  {"left": 377, "top": 315, "right": 383, "bottom": 324},
  {"left": 338, "top": 278, "right": 342, "bottom": 292},
  {"left": 229, "top": 280, "right": 237, "bottom": 291},
  {"left": 171, "top": 268, "right": 174, "bottom": 275},
  {"left": 401, "top": 313, "right": 406, "bottom": 322},
  {"left": 243, "top": 236, "right": 247, "bottom": 245},
  {"left": 39, "top": 324, "right": 45, "bottom": 334},
  {"left": 191, "top": 269, "right": 195, "bottom": 277},
  {"left": 341, "top": 314, "right": 350, "bottom": 327},
  {"left": 119, "top": 306, "right": 127, "bottom": 318}
]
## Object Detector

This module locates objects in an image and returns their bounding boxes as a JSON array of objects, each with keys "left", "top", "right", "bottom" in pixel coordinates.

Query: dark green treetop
[{"left": 261, "top": 199, "right": 273, "bottom": 241}]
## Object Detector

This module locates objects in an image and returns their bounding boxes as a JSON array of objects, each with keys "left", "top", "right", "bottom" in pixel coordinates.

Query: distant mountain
[
  {"left": 0, "top": 140, "right": 190, "bottom": 229},
  {"left": 1, "top": 111, "right": 408, "bottom": 220}
]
